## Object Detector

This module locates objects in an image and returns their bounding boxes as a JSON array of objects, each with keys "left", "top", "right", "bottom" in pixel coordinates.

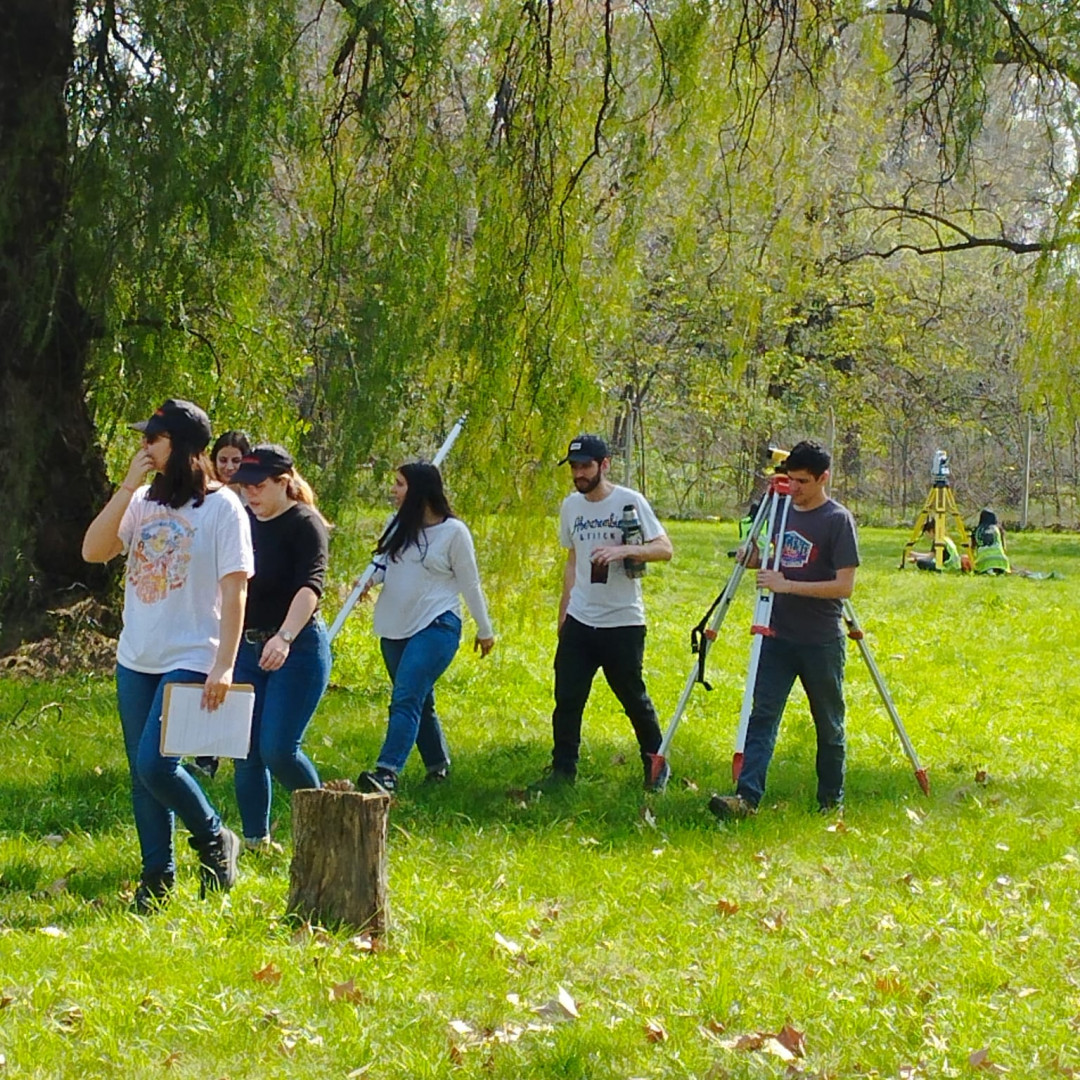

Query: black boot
[{"left": 188, "top": 827, "right": 240, "bottom": 898}]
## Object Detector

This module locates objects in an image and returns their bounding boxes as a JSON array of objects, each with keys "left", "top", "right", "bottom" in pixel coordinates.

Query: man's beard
[{"left": 574, "top": 472, "right": 602, "bottom": 494}]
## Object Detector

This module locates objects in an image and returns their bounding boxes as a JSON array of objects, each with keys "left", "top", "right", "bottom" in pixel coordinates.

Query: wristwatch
[{"left": 279, "top": 629, "right": 295, "bottom": 645}]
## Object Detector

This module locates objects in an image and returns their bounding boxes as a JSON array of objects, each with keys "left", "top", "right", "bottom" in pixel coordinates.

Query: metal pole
[
  {"left": 646, "top": 494, "right": 774, "bottom": 783},
  {"left": 841, "top": 599, "right": 929, "bottom": 795},
  {"left": 732, "top": 474, "right": 791, "bottom": 782},
  {"left": 327, "top": 415, "right": 468, "bottom": 643}
]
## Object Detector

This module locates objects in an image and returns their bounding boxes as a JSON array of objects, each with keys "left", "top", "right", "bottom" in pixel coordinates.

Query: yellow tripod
[{"left": 899, "top": 452, "right": 972, "bottom": 569}]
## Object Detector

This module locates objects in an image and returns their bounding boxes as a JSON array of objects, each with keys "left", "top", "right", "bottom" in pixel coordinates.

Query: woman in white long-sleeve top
[{"left": 356, "top": 463, "right": 494, "bottom": 795}]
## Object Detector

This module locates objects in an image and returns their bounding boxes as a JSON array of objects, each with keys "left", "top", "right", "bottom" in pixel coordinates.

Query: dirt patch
[{"left": 0, "top": 597, "right": 117, "bottom": 678}]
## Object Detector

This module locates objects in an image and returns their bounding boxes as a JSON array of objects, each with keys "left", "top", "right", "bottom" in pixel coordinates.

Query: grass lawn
[{"left": 1, "top": 522, "right": 1077, "bottom": 1079}]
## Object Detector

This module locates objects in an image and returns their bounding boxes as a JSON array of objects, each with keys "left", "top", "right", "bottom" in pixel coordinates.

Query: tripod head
[
  {"left": 931, "top": 449, "right": 950, "bottom": 487},
  {"left": 766, "top": 446, "right": 790, "bottom": 474}
]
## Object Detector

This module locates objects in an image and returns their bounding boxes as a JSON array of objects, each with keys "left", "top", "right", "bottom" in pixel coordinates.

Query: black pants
[{"left": 551, "top": 615, "right": 663, "bottom": 774}]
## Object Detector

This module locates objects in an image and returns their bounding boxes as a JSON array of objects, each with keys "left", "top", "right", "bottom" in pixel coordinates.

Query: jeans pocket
[{"left": 432, "top": 611, "right": 462, "bottom": 634}]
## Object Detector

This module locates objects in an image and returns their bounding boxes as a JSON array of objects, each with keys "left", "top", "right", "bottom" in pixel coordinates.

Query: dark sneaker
[
  {"left": 527, "top": 767, "right": 576, "bottom": 793},
  {"left": 424, "top": 765, "right": 450, "bottom": 784},
  {"left": 189, "top": 826, "right": 240, "bottom": 898},
  {"left": 645, "top": 756, "right": 671, "bottom": 792},
  {"left": 357, "top": 769, "right": 397, "bottom": 796},
  {"left": 186, "top": 756, "right": 220, "bottom": 780},
  {"left": 708, "top": 794, "right": 755, "bottom": 821},
  {"left": 132, "top": 871, "right": 175, "bottom": 915}
]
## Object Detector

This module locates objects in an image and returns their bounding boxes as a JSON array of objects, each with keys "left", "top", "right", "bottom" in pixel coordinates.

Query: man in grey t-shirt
[
  {"left": 710, "top": 440, "right": 859, "bottom": 819},
  {"left": 530, "top": 434, "right": 674, "bottom": 792}
]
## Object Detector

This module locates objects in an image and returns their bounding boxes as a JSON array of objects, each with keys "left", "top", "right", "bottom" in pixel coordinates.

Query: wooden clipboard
[{"left": 160, "top": 683, "right": 255, "bottom": 759}]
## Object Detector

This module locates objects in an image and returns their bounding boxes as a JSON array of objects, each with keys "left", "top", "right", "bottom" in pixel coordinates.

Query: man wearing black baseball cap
[{"left": 531, "top": 433, "right": 674, "bottom": 793}]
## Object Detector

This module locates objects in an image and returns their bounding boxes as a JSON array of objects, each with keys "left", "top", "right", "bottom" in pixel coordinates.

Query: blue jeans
[
  {"left": 116, "top": 665, "right": 224, "bottom": 878},
  {"left": 375, "top": 611, "right": 461, "bottom": 775},
  {"left": 736, "top": 635, "right": 846, "bottom": 809},
  {"left": 233, "top": 617, "right": 330, "bottom": 839}
]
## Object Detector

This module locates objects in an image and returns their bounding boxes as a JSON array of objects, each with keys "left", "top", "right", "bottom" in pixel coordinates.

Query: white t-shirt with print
[
  {"left": 117, "top": 486, "right": 254, "bottom": 674},
  {"left": 560, "top": 484, "right": 664, "bottom": 628}
]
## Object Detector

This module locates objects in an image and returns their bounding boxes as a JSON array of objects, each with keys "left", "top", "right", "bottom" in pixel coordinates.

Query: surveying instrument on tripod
[
  {"left": 646, "top": 445, "right": 929, "bottom": 797},
  {"left": 899, "top": 450, "right": 973, "bottom": 571}
]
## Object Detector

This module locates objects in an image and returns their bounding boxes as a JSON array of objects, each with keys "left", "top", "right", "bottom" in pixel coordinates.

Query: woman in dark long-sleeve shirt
[{"left": 231, "top": 444, "right": 331, "bottom": 851}]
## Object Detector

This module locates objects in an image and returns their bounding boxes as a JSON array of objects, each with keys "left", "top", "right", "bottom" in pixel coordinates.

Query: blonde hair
[{"left": 283, "top": 469, "right": 330, "bottom": 526}]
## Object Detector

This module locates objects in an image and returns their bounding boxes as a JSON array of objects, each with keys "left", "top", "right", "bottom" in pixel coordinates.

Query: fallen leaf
[
  {"left": 348, "top": 934, "right": 375, "bottom": 952},
  {"left": 975, "top": 770, "right": 989, "bottom": 785},
  {"left": 494, "top": 932, "right": 521, "bottom": 956},
  {"left": 38, "top": 926, "right": 66, "bottom": 939},
  {"left": 160, "top": 1051, "right": 182, "bottom": 1067},
  {"left": 720, "top": 1032, "right": 766, "bottom": 1051},
  {"left": 876, "top": 973, "right": 905, "bottom": 994},
  {"left": 0, "top": 994, "right": 13, "bottom": 1009},
  {"left": 611, "top": 753, "right": 627, "bottom": 766},
  {"left": 906, "top": 807, "right": 925, "bottom": 824},
  {"left": 640, "top": 806, "right": 657, "bottom": 829},
  {"left": 762, "top": 1036, "right": 796, "bottom": 1062},
  {"left": 776, "top": 1023, "right": 805, "bottom": 1058},
  {"left": 681, "top": 777, "right": 699, "bottom": 792},
  {"left": 532, "top": 986, "right": 579, "bottom": 1022},
  {"left": 253, "top": 963, "right": 282, "bottom": 985},
  {"left": 42, "top": 835, "right": 65, "bottom": 847},
  {"left": 449, "top": 1019, "right": 474, "bottom": 1037},
  {"left": 645, "top": 1020, "right": 667, "bottom": 1042},
  {"left": 762, "top": 911, "right": 785, "bottom": 932},
  {"left": 969, "top": 1047, "right": 1008, "bottom": 1073},
  {"left": 330, "top": 979, "right": 365, "bottom": 1003},
  {"left": 826, "top": 820, "right": 848, "bottom": 833},
  {"left": 716, "top": 898, "right": 740, "bottom": 917}
]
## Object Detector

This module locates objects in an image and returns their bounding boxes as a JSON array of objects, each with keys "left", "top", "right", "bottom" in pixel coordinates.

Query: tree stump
[{"left": 287, "top": 788, "right": 390, "bottom": 935}]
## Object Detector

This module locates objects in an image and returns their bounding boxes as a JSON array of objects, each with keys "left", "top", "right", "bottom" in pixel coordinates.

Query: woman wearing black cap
[
  {"left": 82, "top": 399, "right": 253, "bottom": 912},
  {"left": 230, "top": 444, "right": 331, "bottom": 852}
]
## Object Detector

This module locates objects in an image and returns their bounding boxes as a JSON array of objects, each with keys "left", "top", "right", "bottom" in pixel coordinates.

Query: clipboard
[{"left": 160, "top": 683, "right": 255, "bottom": 759}]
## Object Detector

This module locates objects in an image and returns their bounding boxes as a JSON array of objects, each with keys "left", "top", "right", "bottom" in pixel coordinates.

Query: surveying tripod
[
  {"left": 899, "top": 452, "right": 972, "bottom": 571},
  {"left": 646, "top": 471, "right": 929, "bottom": 795}
]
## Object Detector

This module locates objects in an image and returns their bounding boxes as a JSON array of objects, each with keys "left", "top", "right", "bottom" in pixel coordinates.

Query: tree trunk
[
  {"left": 0, "top": 0, "right": 112, "bottom": 646},
  {"left": 287, "top": 788, "right": 390, "bottom": 935}
]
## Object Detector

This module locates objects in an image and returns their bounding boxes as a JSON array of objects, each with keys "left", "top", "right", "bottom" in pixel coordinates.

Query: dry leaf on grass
[
  {"left": 532, "top": 986, "right": 579, "bottom": 1022},
  {"left": 160, "top": 1051, "right": 182, "bottom": 1067},
  {"left": 776, "top": 1024, "right": 805, "bottom": 1057},
  {"left": 644, "top": 1019, "right": 668, "bottom": 1043},
  {"left": 969, "top": 1047, "right": 1008, "bottom": 1073},
  {"left": 253, "top": 963, "right": 282, "bottom": 985},
  {"left": 715, "top": 898, "right": 740, "bottom": 916},
  {"left": 494, "top": 932, "right": 521, "bottom": 956},
  {"left": 330, "top": 979, "right": 365, "bottom": 1004}
]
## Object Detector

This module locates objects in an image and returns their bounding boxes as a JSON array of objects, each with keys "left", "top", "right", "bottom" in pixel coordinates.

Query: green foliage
[{"left": 2, "top": 523, "right": 1079, "bottom": 1076}]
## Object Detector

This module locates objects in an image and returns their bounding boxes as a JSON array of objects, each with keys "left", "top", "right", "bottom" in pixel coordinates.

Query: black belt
[{"left": 243, "top": 629, "right": 276, "bottom": 645}]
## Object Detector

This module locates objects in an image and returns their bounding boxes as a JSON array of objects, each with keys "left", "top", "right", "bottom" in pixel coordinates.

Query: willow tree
[{"left": 0, "top": 0, "right": 302, "bottom": 639}]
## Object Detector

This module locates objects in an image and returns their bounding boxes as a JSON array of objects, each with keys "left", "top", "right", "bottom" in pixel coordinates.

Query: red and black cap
[
  {"left": 231, "top": 444, "right": 294, "bottom": 485},
  {"left": 130, "top": 399, "right": 212, "bottom": 452}
]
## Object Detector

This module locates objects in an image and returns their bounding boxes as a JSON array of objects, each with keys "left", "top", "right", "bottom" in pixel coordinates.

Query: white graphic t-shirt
[
  {"left": 117, "top": 486, "right": 254, "bottom": 674},
  {"left": 560, "top": 484, "right": 664, "bottom": 628}
]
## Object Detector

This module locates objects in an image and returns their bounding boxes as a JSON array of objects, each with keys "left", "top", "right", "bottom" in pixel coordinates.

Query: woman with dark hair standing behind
[
  {"left": 356, "top": 462, "right": 495, "bottom": 795},
  {"left": 190, "top": 429, "right": 253, "bottom": 780},
  {"left": 230, "top": 445, "right": 331, "bottom": 852},
  {"left": 82, "top": 399, "right": 253, "bottom": 912},
  {"left": 211, "top": 430, "right": 251, "bottom": 489}
]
